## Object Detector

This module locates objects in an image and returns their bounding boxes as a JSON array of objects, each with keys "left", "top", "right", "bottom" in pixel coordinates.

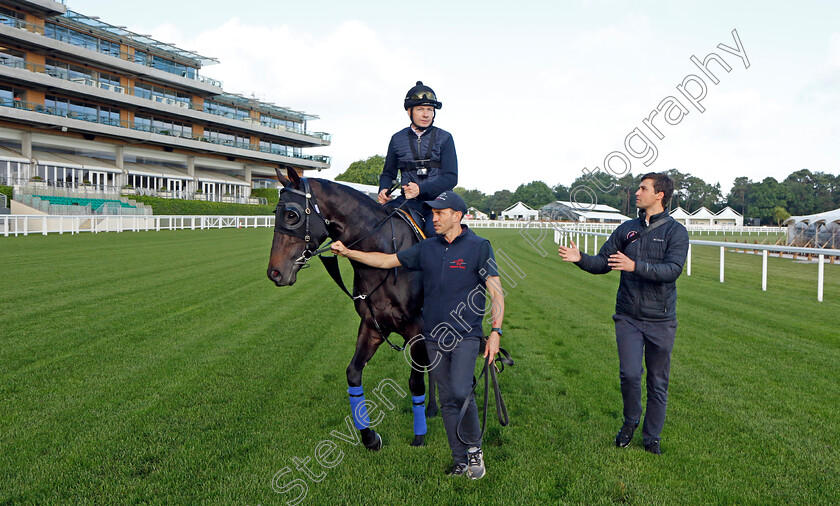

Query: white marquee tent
[{"left": 501, "top": 201, "right": 539, "bottom": 221}]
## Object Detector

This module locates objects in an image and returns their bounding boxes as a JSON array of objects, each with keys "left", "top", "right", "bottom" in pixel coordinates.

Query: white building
[
  {"left": 669, "top": 207, "right": 690, "bottom": 225},
  {"left": 687, "top": 207, "right": 716, "bottom": 226},
  {"left": 713, "top": 206, "right": 743, "bottom": 226}
]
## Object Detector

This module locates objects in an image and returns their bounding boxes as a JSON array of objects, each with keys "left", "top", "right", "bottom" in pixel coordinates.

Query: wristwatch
[{"left": 491, "top": 328, "right": 503, "bottom": 336}]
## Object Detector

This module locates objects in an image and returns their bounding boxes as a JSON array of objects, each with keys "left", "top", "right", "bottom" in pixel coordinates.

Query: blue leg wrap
[
  {"left": 412, "top": 394, "right": 427, "bottom": 435},
  {"left": 348, "top": 386, "right": 370, "bottom": 430}
]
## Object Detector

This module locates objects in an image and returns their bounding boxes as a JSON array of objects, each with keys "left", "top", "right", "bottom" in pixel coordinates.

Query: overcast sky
[{"left": 68, "top": 0, "right": 840, "bottom": 195}]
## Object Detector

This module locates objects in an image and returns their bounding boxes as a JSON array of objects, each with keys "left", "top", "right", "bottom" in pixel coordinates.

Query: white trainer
[{"left": 466, "top": 446, "right": 485, "bottom": 480}]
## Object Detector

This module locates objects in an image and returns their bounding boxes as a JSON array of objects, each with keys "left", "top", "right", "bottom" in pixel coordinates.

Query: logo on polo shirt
[{"left": 449, "top": 258, "right": 466, "bottom": 269}]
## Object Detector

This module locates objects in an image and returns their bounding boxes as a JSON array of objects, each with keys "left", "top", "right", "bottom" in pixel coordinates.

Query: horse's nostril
[{"left": 271, "top": 270, "right": 280, "bottom": 279}]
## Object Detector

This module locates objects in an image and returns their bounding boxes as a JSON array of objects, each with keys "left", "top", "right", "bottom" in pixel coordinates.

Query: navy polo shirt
[{"left": 397, "top": 225, "right": 498, "bottom": 341}]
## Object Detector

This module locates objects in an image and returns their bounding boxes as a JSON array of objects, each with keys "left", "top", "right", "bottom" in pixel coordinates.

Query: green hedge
[
  {"left": 129, "top": 196, "right": 274, "bottom": 215},
  {"left": 1, "top": 185, "right": 11, "bottom": 208},
  {"left": 250, "top": 188, "right": 279, "bottom": 206}
]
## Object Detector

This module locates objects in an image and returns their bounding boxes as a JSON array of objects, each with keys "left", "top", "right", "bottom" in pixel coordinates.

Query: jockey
[{"left": 378, "top": 81, "right": 458, "bottom": 237}]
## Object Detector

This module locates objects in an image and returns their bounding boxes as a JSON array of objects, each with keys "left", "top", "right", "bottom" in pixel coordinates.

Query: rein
[{"left": 457, "top": 340, "right": 515, "bottom": 446}]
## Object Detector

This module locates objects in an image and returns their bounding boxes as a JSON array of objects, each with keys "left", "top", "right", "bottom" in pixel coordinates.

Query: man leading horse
[{"left": 332, "top": 191, "right": 505, "bottom": 480}]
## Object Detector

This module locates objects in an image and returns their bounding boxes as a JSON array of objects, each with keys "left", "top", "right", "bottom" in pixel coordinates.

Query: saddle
[{"left": 395, "top": 208, "right": 427, "bottom": 241}]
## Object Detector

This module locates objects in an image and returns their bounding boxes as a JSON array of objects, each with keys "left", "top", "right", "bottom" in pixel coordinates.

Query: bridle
[
  {"left": 272, "top": 177, "right": 412, "bottom": 351},
  {"left": 274, "top": 177, "right": 408, "bottom": 269},
  {"left": 274, "top": 177, "right": 331, "bottom": 269}
]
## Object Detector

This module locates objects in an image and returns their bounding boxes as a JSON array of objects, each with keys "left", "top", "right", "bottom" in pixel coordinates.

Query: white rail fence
[
  {"left": 1, "top": 214, "right": 274, "bottom": 236},
  {"left": 1, "top": 216, "right": 786, "bottom": 236},
  {"left": 554, "top": 228, "right": 838, "bottom": 302},
  {"left": 539, "top": 221, "right": 786, "bottom": 235}
]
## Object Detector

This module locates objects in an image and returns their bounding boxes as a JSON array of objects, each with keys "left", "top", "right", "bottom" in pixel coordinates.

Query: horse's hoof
[
  {"left": 363, "top": 431, "right": 382, "bottom": 451},
  {"left": 410, "top": 435, "right": 426, "bottom": 447},
  {"left": 425, "top": 406, "right": 439, "bottom": 418}
]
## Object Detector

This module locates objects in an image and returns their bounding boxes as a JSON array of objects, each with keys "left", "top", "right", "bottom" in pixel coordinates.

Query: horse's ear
[
  {"left": 275, "top": 167, "right": 291, "bottom": 187},
  {"left": 287, "top": 167, "right": 301, "bottom": 188}
]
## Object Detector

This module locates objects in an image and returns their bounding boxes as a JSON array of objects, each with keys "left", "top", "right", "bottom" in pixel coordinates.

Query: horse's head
[{"left": 267, "top": 168, "right": 330, "bottom": 286}]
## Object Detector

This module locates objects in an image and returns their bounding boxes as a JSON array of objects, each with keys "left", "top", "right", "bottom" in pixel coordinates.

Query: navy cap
[{"left": 424, "top": 191, "right": 467, "bottom": 215}]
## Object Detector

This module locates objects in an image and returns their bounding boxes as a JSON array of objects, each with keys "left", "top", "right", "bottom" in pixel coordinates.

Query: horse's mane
[
  {"left": 310, "top": 178, "right": 417, "bottom": 249},
  {"left": 313, "top": 178, "right": 392, "bottom": 220}
]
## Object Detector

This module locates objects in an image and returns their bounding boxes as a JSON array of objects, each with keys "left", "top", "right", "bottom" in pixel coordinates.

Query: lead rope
[{"left": 456, "top": 340, "right": 514, "bottom": 446}]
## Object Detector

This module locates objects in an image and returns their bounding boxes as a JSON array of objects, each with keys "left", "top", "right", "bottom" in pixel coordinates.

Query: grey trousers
[
  {"left": 613, "top": 314, "right": 677, "bottom": 444},
  {"left": 425, "top": 338, "right": 481, "bottom": 464}
]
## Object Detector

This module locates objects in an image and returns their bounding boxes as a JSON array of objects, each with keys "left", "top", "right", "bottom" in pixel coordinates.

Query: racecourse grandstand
[
  {"left": 784, "top": 207, "right": 840, "bottom": 248},
  {"left": 0, "top": 0, "right": 330, "bottom": 213}
]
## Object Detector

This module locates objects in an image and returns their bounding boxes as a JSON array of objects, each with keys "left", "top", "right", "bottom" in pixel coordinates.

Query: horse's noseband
[{"left": 273, "top": 177, "right": 329, "bottom": 268}]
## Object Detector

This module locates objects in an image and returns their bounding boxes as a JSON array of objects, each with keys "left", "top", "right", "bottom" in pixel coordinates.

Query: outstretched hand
[
  {"left": 558, "top": 240, "right": 581, "bottom": 262},
  {"left": 331, "top": 240, "right": 350, "bottom": 257}
]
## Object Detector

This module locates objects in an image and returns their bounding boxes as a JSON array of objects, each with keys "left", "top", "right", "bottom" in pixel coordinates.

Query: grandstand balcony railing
[
  {"left": 0, "top": 57, "right": 330, "bottom": 144},
  {"left": 0, "top": 16, "right": 223, "bottom": 87},
  {"left": 7, "top": 179, "right": 268, "bottom": 206},
  {"left": 0, "top": 99, "right": 331, "bottom": 165}
]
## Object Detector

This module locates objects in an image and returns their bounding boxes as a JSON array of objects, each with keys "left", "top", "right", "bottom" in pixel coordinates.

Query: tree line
[{"left": 336, "top": 156, "right": 840, "bottom": 225}]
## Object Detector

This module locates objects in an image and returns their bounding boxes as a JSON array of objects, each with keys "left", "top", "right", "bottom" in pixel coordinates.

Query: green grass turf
[{"left": 1, "top": 228, "right": 838, "bottom": 504}]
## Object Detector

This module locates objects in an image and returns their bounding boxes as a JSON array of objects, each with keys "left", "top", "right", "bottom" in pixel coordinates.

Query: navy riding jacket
[{"left": 379, "top": 126, "right": 457, "bottom": 213}]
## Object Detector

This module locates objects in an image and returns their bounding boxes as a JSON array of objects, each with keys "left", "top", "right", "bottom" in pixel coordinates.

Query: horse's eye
[{"left": 285, "top": 210, "right": 300, "bottom": 225}]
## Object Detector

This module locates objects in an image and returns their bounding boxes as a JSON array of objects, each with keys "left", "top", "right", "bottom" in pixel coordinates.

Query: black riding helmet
[
  {"left": 405, "top": 81, "right": 441, "bottom": 131},
  {"left": 404, "top": 81, "right": 442, "bottom": 110}
]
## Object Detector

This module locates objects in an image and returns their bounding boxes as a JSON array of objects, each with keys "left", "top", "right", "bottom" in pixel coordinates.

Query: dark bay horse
[{"left": 267, "top": 168, "right": 436, "bottom": 450}]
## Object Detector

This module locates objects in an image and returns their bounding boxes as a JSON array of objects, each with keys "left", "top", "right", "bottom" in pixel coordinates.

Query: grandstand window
[
  {"left": 0, "top": 46, "right": 25, "bottom": 68},
  {"left": 135, "top": 114, "right": 191, "bottom": 137},
  {"left": 151, "top": 55, "right": 195, "bottom": 79},
  {"left": 205, "top": 100, "right": 249, "bottom": 120},
  {"left": 45, "top": 59, "right": 93, "bottom": 83},
  {"left": 0, "top": 84, "right": 24, "bottom": 106},
  {"left": 133, "top": 82, "right": 191, "bottom": 106},
  {"left": 133, "top": 50, "right": 149, "bottom": 66},
  {"left": 259, "top": 140, "right": 291, "bottom": 156},
  {"left": 99, "top": 39, "right": 121, "bottom": 58},
  {"left": 44, "top": 23, "right": 122, "bottom": 56},
  {"left": 134, "top": 82, "right": 152, "bottom": 100},
  {"left": 0, "top": 7, "right": 24, "bottom": 27},
  {"left": 98, "top": 72, "right": 120, "bottom": 88},
  {"left": 204, "top": 128, "right": 249, "bottom": 147},
  {"left": 260, "top": 114, "right": 302, "bottom": 130},
  {"left": 98, "top": 106, "right": 120, "bottom": 126},
  {"left": 46, "top": 95, "right": 123, "bottom": 126},
  {"left": 134, "top": 114, "right": 151, "bottom": 131},
  {"left": 0, "top": 160, "right": 25, "bottom": 185}
]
